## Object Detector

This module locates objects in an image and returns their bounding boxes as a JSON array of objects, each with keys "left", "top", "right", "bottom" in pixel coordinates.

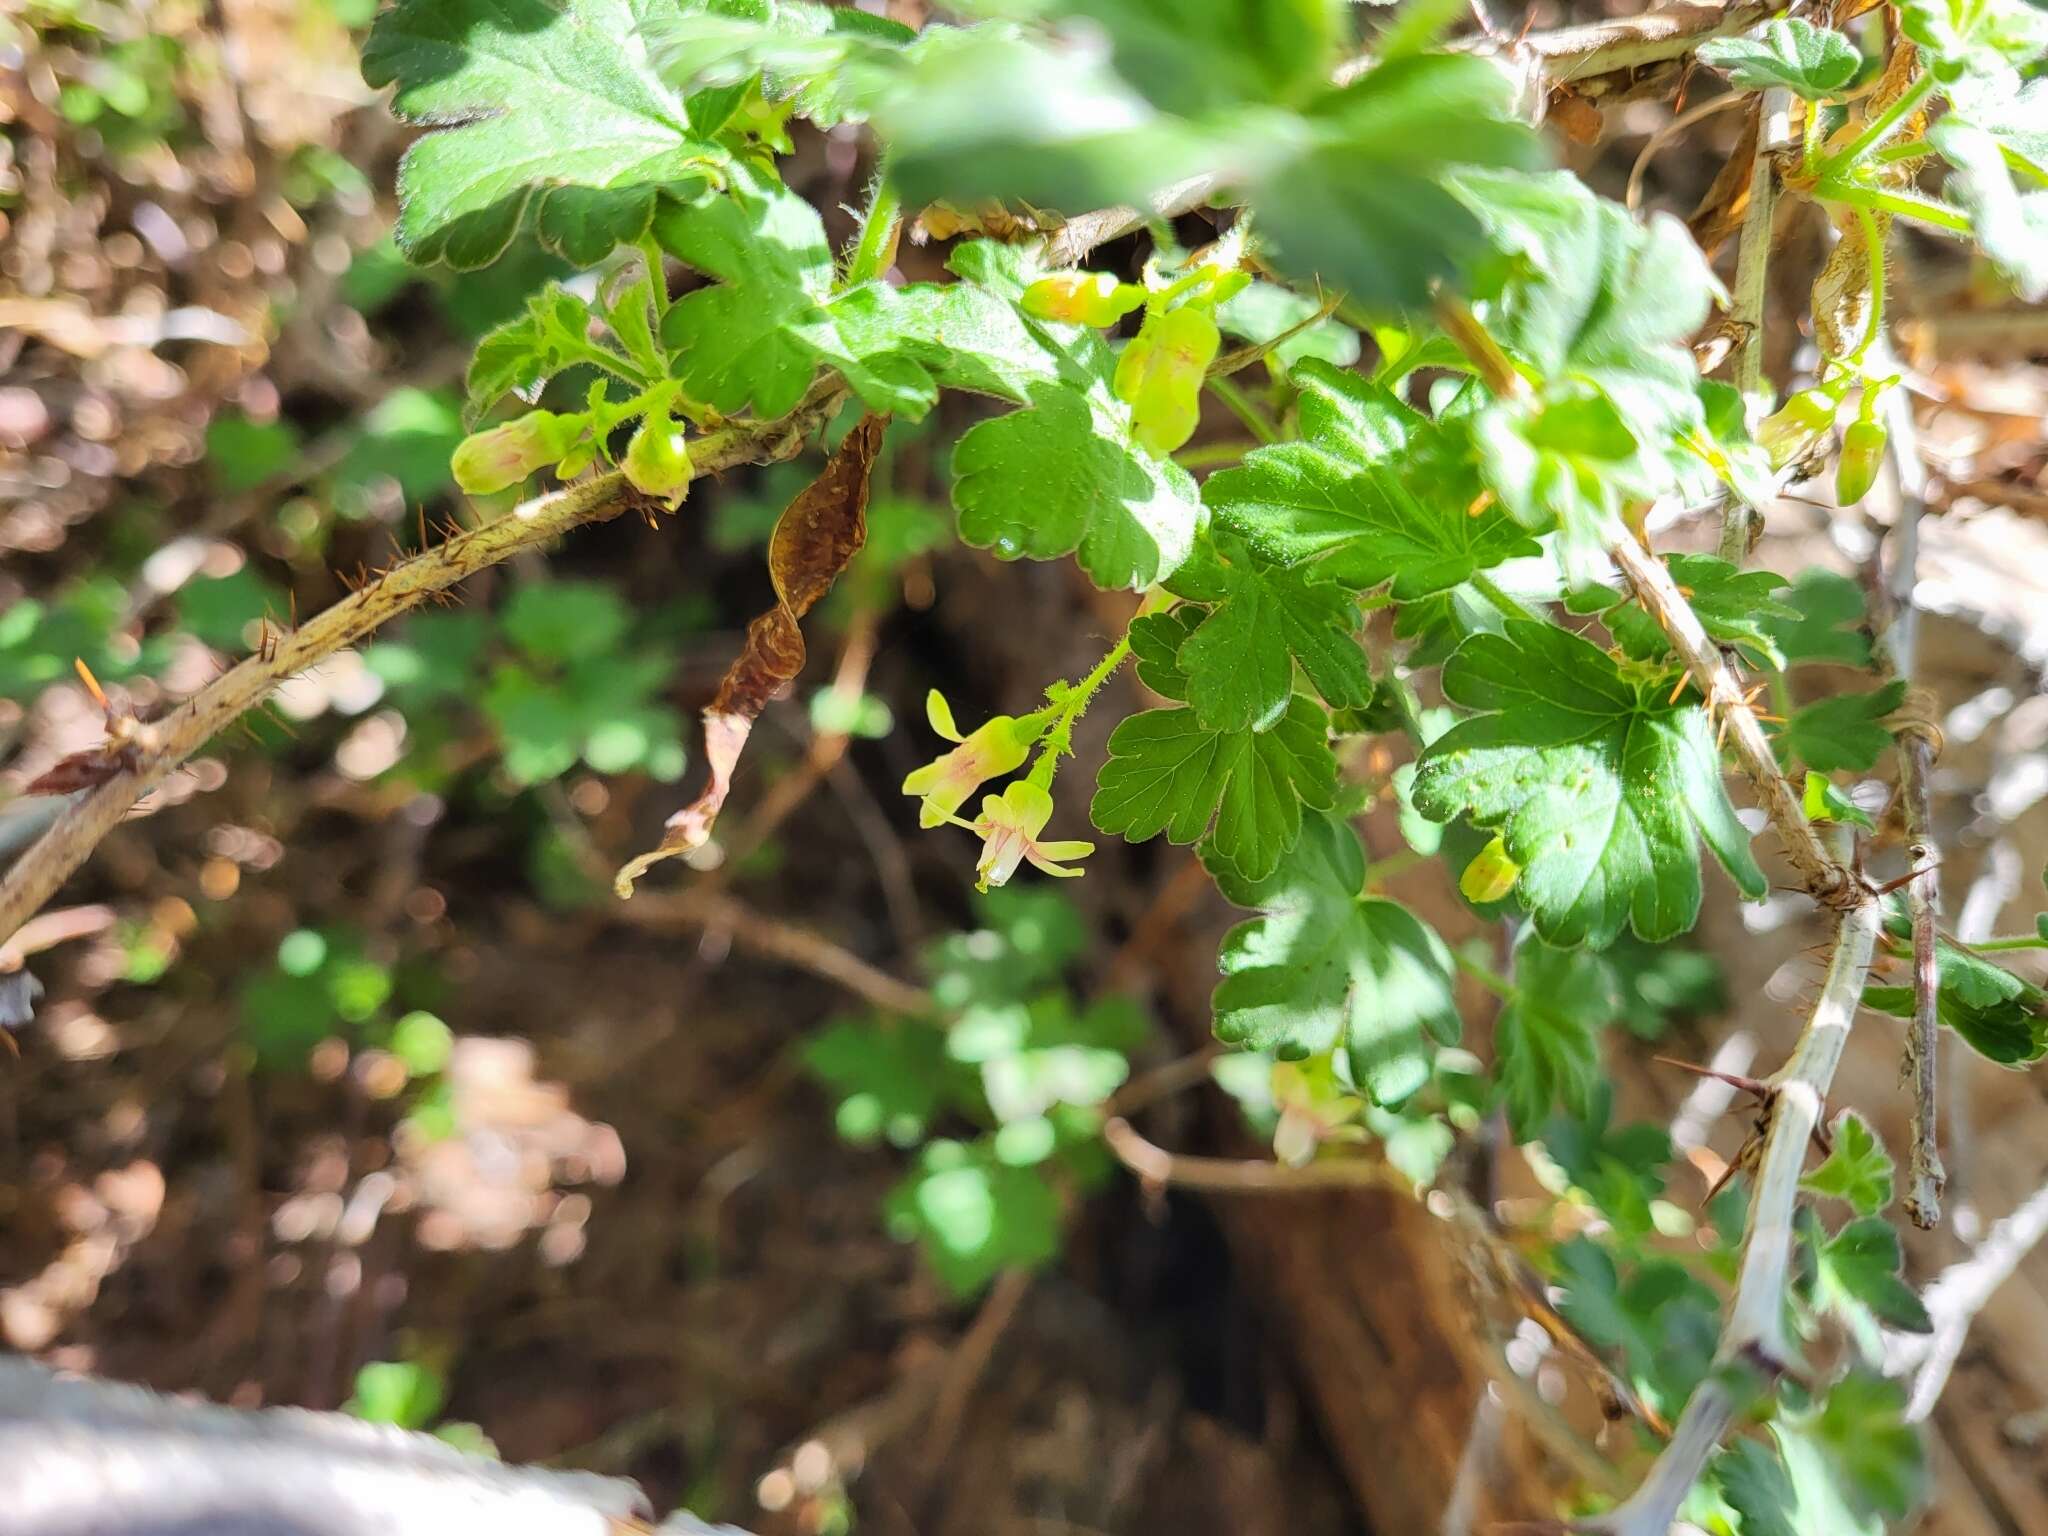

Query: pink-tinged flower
[
  {"left": 900, "top": 690, "right": 1049, "bottom": 829},
  {"left": 969, "top": 781, "right": 1093, "bottom": 891}
]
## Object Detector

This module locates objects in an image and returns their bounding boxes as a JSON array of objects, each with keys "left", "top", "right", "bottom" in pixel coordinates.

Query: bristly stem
[
  {"left": 1721, "top": 86, "right": 1792, "bottom": 560},
  {"left": 0, "top": 378, "right": 854, "bottom": 947}
]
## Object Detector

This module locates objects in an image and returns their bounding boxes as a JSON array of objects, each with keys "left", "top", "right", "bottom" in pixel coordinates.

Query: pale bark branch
[
  {"left": 1864, "top": 384, "right": 1946, "bottom": 1229},
  {"left": 0, "top": 381, "right": 849, "bottom": 949},
  {"left": 1582, "top": 897, "right": 1883, "bottom": 1536}
]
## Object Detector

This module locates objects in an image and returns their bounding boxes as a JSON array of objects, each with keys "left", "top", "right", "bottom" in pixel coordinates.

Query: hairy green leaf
[
  {"left": 1699, "top": 18, "right": 1862, "bottom": 99},
  {"left": 1091, "top": 695, "right": 1338, "bottom": 881},
  {"left": 1205, "top": 359, "right": 1538, "bottom": 597},
  {"left": 1411, "top": 619, "right": 1766, "bottom": 947}
]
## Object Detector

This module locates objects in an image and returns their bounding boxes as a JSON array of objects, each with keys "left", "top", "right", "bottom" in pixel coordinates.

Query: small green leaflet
[
  {"left": 805, "top": 1016, "right": 955, "bottom": 1147},
  {"left": 1091, "top": 695, "right": 1338, "bottom": 881},
  {"left": 1167, "top": 537, "right": 1373, "bottom": 734},
  {"left": 362, "top": 0, "right": 727, "bottom": 269},
  {"left": 1804, "top": 771, "right": 1876, "bottom": 831},
  {"left": 1932, "top": 117, "right": 2048, "bottom": 303},
  {"left": 1411, "top": 619, "right": 1766, "bottom": 948},
  {"left": 1804, "top": 1209, "right": 1934, "bottom": 1353},
  {"left": 1802, "top": 1110, "right": 1894, "bottom": 1213},
  {"left": 1567, "top": 553, "right": 1795, "bottom": 670},
  {"left": 1765, "top": 568, "right": 1871, "bottom": 666},
  {"left": 934, "top": 244, "right": 1202, "bottom": 590},
  {"left": 1205, "top": 359, "right": 1539, "bottom": 598},
  {"left": 1777, "top": 679, "right": 1906, "bottom": 774},
  {"left": 646, "top": 0, "right": 920, "bottom": 126},
  {"left": 1493, "top": 934, "right": 1620, "bottom": 1141},
  {"left": 1797, "top": 1373, "right": 1929, "bottom": 1523},
  {"left": 1698, "top": 18, "right": 1862, "bottom": 99},
  {"left": 1865, "top": 930, "right": 2048, "bottom": 1064},
  {"left": 1899, "top": 0, "right": 2048, "bottom": 86},
  {"left": 1203, "top": 812, "right": 1461, "bottom": 1105},
  {"left": 1548, "top": 1236, "right": 1720, "bottom": 1414}
]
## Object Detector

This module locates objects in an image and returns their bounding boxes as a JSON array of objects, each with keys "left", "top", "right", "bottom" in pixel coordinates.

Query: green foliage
[
  {"left": 1411, "top": 619, "right": 1766, "bottom": 947},
  {"left": 1204, "top": 813, "right": 1460, "bottom": 1105},
  {"left": 1204, "top": 359, "right": 1539, "bottom": 598},
  {"left": 1493, "top": 933, "right": 1619, "bottom": 1141},
  {"left": 1567, "top": 554, "right": 1795, "bottom": 670},
  {"left": 0, "top": 581, "right": 168, "bottom": 703},
  {"left": 1802, "top": 1111, "right": 1895, "bottom": 1214},
  {"left": 1864, "top": 926, "right": 2048, "bottom": 1065},
  {"left": 345, "top": 1359, "right": 445, "bottom": 1429},
  {"left": 238, "top": 928, "right": 395, "bottom": 1070},
  {"left": 1765, "top": 568, "right": 1871, "bottom": 667},
  {"left": 806, "top": 887, "right": 1142, "bottom": 1296},
  {"left": 361, "top": 0, "right": 728, "bottom": 268}
]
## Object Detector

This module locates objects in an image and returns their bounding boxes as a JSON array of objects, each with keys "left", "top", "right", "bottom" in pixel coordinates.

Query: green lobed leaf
[
  {"left": 645, "top": 0, "right": 920, "bottom": 127},
  {"left": 1047, "top": 0, "right": 1347, "bottom": 118},
  {"left": 1493, "top": 933, "right": 1620, "bottom": 1140},
  {"left": 1864, "top": 930, "right": 2048, "bottom": 1065},
  {"left": 1777, "top": 679, "right": 1907, "bottom": 774},
  {"left": 1091, "top": 694, "right": 1339, "bottom": 881},
  {"left": 1411, "top": 619, "right": 1767, "bottom": 948},
  {"left": 1899, "top": 0, "right": 2048, "bottom": 86},
  {"left": 1203, "top": 812, "right": 1461, "bottom": 1104},
  {"left": 804, "top": 1016, "right": 955, "bottom": 1147},
  {"left": 1811, "top": 1211, "right": 1935, "bottom": 1347},
  {"left": 1568, "top": 553, "right": 1795, "bottom": 670},
  {"left": 1797, "top": 1372, "right": 1928, "bottom": 1522},
  {"left": 1801, "top": 1109, "right": 1894, "bottom": 1214},
  {"left": 1698, "top": 18, "right": 1863, "bottom": 99},
  {"left": 1167, "top": 538, "right": 1373, "bottom": 734},
  {"left": 1549, "top": 1235, "right": 1720, "bottom": 1413},
  {"left": 1765, "top": 567, "right": 1871, "bottom": 666},
  {"left": 361, "top": 0, "right": 727, "bottom": 269},
  {"left": 1205, "top": 359, "right": 1539, "bottom": 598}
]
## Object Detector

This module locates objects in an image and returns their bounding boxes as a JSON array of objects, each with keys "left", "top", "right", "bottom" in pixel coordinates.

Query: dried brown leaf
[{"left": 614, "top": 414, "right": 887, "bottom": 896}]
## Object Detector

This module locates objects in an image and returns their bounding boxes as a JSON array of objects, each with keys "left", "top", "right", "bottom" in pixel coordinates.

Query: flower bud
[
  {"left": 1835, "top": 417, "right": 1888, "bottom": 506},
  {"left": 1022, "top": 271, "right": 1144, "bottom": 328},
  {"left": 451, "top": 411, "right": 581, "bottom": 496},
  {"left": 623, "top": 414, "right": 693, "bottom": 508},
  {"left": 1114, "top": 306, "right": 1220, "bottom": 456},
  {"left": 1459, "top": 833, "right": 1520, "bottom": 905}
]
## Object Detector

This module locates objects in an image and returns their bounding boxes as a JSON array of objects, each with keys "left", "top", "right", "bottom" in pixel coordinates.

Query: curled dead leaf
[{"left": 614, "top": 413, "right": 887, "bottom": 897}]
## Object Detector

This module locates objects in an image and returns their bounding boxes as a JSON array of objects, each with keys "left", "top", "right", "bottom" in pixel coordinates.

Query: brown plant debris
[{"left": 615, "top": 413, "right": 887, "bottom": 897}]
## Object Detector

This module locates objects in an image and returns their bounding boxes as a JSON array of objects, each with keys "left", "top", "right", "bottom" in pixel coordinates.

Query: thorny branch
[
  {"left": 0, "top": 379, "right": 851, "bottom": 948},
  {"left": 1583, "top": 897, "right": 1883, "bottom": 1536}
]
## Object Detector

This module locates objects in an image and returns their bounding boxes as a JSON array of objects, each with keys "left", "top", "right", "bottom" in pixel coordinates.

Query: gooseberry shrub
[{"left": 9, "top": 0, "right": 2048, "bottom": 1528}]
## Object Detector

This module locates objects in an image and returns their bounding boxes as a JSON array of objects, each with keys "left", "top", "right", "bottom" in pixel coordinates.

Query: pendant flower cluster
[{"left": 901, "top": 632, "right": 1131, "bottom": 892}]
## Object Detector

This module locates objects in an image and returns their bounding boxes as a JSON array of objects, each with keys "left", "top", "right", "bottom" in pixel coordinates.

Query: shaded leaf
[{"left": 617, "top": 414, "right": 885, "bottom": 892}]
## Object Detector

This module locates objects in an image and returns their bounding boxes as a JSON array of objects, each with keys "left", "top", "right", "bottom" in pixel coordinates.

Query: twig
[
  {"left": 1517, "top": 0, "right": 1783, "bottom": 83},
  {"left": 0, "top": 379, "right": 850, "bottom": 948},
  {"left": 1606, "top": 536, "right": 1854, "bottom": 904},
  {"left": 1717, "top": 84, "right": 1794, "bottom": 561},
  {"left": 617, "top": 886, "right": 936, "bottom": 1020},
  {"left": 1863, "top": 383, "right": 1946, "bottom": 1229},
  {"left": 1582, "top": 896, "right": 1882, "bottom": 1536},
  {"left": 1887, "top": 1176, "right": 2048, "bottom": 1420}
]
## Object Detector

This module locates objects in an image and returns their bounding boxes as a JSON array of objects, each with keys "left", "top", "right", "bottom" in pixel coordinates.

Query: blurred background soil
[{"left": 5, "top": 4, "right": 2048, "bottom": 1533}]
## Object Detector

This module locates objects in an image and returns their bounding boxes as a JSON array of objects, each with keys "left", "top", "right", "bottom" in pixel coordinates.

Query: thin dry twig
[
  {"left": 1864, "top": 385, "right": 1946, "bottom": 1229},
  {"left": 1717, "top": 84, "right": 1794, "bottom": 560},
  {"left": 0, "top": 379, "right": 850, "bottom": 948}
]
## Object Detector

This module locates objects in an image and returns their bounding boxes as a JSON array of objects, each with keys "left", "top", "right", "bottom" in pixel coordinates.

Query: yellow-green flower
[
  {"left": 967, "top": 780, "right": 1093, "bottom": 891},
  {"left": 900, "top": 690, "right": 1050, "bottom": 829}
]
